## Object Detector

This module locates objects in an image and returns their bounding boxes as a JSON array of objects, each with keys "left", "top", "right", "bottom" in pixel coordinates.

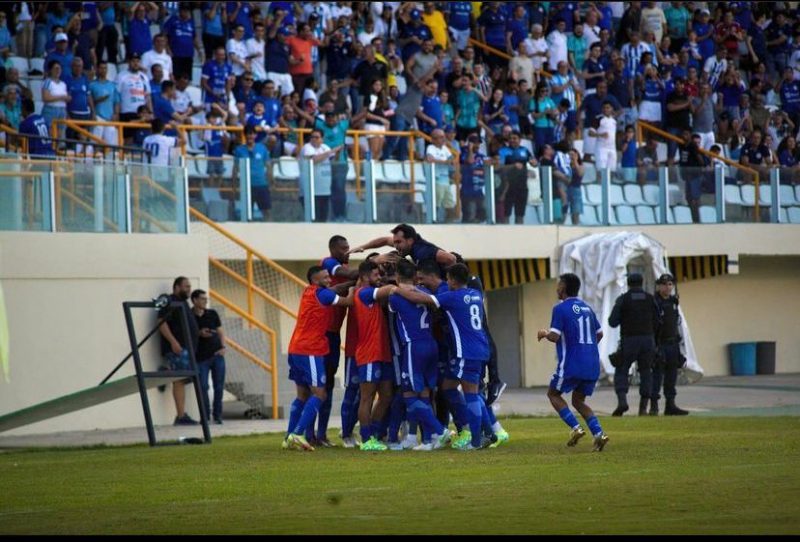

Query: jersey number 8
[{"left": 470, "top": 304, "right": 482, "bottom": 331}]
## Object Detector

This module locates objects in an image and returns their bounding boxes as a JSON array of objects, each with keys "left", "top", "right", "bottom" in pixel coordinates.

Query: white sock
[{"left": 404, "top": 434, "right": 418, "bottom": 443}]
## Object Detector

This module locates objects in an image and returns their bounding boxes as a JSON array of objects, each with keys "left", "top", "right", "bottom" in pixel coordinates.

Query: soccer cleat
[
  {"left": 412, "top": 442, "right": 434, "bottom": 451},
  {"left": 316, "top": 438, "right": 337, "bottom": 448},
  {"left": 341, "top": 436, "right": 358, "bottom": 448},
  {"left": 451, "top": 430, "right": 472, "bottom": 449},
  {"left": 486, "top": 380, "right": 508, "bottom": 406},
  {"left": 592, "top": 433, "right": 610, "bottom": 452},
  {"left": 459, "top": 443, "right": 480, "bottom": 451},
  {"left": 567, "top": 426, "right": 586, "bottom": 447},
  {"left": 401, "top": 436, "right": 418, "bottom": 450},
  {"left": 480, "top": 434, "right": 498, "bottom": 449},
  {"left": 281, "top": 437, "right": 290, "bottom": 450},
  {"left": 288, "top": 433, "right": 315, "bottom": 451},
  {"left": 387, "top": 441, "right": 404, "bottom": 451},
  {"left": 360, "top": 436, "right": 388, "bottom": 451},
  {"left": 431, "top": 428, "right": 453, "bottom": 450}
]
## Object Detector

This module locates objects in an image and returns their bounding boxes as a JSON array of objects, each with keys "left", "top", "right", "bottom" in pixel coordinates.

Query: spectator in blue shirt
[
  {"left": 153, "top": 80, "right": 190, "bottom": 135},
  {"left": 89, "top": 61, "right": 119, "bottom": 146},
  {"left": 20, "top": 99, "right": 56, "bottom": 157},
  {"left": 127, "top": 1, "right": 158, "bottom": 59},
  {"left": 460, "top": 135, "right": 487, "bottom": 223},
  {"left": 478, "top": 2, "right": 508, "bottom": 71},
  {"left": 202, "top": 46, "right": 234, "bottom": 109},
  {"left": 399, "top": 9, "right": 433, "bottom": 63},
  {"left": 234, "top": 71, "right": 259, "bottom": 119},
  {"left": 505, "top": 4, "right": 528, "bottom": 56},
  {"left": 227, "top": 1, "right": 254, "bottom": 40},
  {"left": 163, "top": 5, "right": 202, "bottom": 80},
  {"left": 621, "top": 125, "right": 638, "bottom": 183},
  {"left": 44, "top": 32, "right": 74, "bottom": 74},
  {"left": 416, "top": 80, "right": 443, "bottom": 135},
  {"left": 97, "top": 2, "right": 119, "bottom": 64},
  {"left": 447, "top": 1, "right": 472, "bottom": 51},
  {"left": 233, "top": 125, "right": 271, "bottom": 220},
  {"left": 202, "top": 2, "right": 227, "bottom": 59},
  {"left": 63, "top": 57, "right": 94, "bottom": 144}
]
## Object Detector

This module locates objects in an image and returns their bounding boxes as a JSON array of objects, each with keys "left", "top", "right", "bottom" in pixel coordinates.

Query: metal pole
[
  {"left": 770, "top": 168, "right": 780, "bottom": 223},
  {"left": 425, "top": 162, "right": 435, "bottom": 224},
  {"left": 658, "top": 167, "right": 669, "bottom": 224},
  {"left": 365, "top": 158, "right": 377, "bottom": 223},
  {"left": 123, "top": 302, "right": 157, "bottom": 447},
  {"left": 601, "top": 167, "right": 611, "bottom": 226},
  {"left": 46, "top": 171, "right": 56, "bottom": 232},
  {"left": 124, "top": 173, "right": 132, "bottom": 233},
  {"left": 486, "top": 164, "right": 496, "bottom": 224},
  {"left": 715, "top": 165, "right": 725, "bottom": 224},
  {"left": 541, "top": 166, "right": 553, "bottom": 224}
]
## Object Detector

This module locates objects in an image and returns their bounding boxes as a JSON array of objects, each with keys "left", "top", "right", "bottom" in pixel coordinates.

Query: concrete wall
[
  {"left": 518, "top": 255, "right": 800, "bottom": 387},
  {"left": 0, "top": 232, "right": 209, "bottom": 436}
]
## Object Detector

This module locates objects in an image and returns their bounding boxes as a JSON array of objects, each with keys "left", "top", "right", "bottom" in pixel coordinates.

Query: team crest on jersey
[
  {"left": 572, "top": 304, "right": 582, "bottom": 314},
  {"left": 463, "top": 295, "right": 472, "bottom": 304}
]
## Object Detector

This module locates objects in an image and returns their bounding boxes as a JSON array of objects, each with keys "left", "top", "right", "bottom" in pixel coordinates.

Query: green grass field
[{"left": 1, "top": 416, "right": 799, "bottom": 535}]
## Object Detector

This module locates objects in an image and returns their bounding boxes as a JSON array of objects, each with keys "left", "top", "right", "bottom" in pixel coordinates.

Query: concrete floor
[{"left": 1, "top": 373, "right": 798, "bottom": 449}]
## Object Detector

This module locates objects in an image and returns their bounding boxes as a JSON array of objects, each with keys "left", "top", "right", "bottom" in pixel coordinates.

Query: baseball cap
[
  {"left": 55, "top": 32, "right": 68, "bottom": 42},
  {"left": 130, "top": 52, "right": 142, "bottom": 60},
  {"left": 410, "top": 9, "right": 421, "bottom": 21},
  {"left": 700, "top": 8, "right": 710, "bottom": 16},
  {"left": 656, "top": 273, "right": 675, "bottom": 284}
]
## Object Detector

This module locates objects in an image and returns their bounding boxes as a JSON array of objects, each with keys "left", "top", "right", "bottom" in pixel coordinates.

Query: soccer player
[
  {"left": 283, "top": 265, "right": 353, "bottom": 451},
  {"left": 537, "top": 273, "right": 609, "bottom": 452},
  {"left": 353, "top": 260, "right": 398, "bottom": 451},
  {"left": 309, "top": 235, "right": 359, "bottom": 447},
  {"left": 339, "top": 288, "right": 361, "bottom": 448},
  {"left": 394, "top": 263, "right": 496, "bottom": 450},
  {"left": 388, "top": 260, "right": 452, "bottom": 451}
]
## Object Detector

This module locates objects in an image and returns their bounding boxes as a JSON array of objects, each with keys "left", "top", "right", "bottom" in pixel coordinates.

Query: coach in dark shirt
[{"left": 191, "top": 289, "right": 226, "bottom": 425}]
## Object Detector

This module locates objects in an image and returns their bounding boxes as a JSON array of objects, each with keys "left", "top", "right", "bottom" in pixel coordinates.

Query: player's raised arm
[
  {"left": 348, "top": 235, "right": 394, "bottom": 255},
  {"left": 333, "top": 286, "right": 356, "bottom": 307},
  {"left": 434, "top": 248, "right": 457, "bottom": 268}
]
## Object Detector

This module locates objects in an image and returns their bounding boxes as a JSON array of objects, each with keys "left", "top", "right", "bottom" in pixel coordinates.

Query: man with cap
[
  {"left": 651, "top": 274, "right": 689, "bottom": 416},
  {"left": 44, "top": 32, "right": 73, "bottom": 74},
  {"left": 398, "top": 7, "right": 433, "bottom": 63},
  {"left": 608, "top": 273, "right": 661, "bottom": 416}
]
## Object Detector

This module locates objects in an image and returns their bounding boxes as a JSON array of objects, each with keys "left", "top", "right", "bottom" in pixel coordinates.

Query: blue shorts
[
  {"left": 343, "top": 356, "right": 359, "bottom": 387},
  {"left": 165, "top": 349, "right": 191, "bottom": 371},
  {"left": 207, "top": 158, "right": 224, "bottom": 176},
  {"left": 401, "top": 340, "right": 439, "bottom": 393},
  {"left": 357, "top": 361, "right": 392, "bottom": 384},
  {"left": 437, "top": 341, "right": 450, "bottom": 382},
  {"left": 449, "top": 358, "right": 486, "bottom": 385},
  {"left": 549, "top": 374, "right": 597, "bottom": 396},
  {"left": 288, "top": 354, "right": 327, "bottom": 387},
  {"left": 567, "top": 185, "right": 583, "bottom": 214}
]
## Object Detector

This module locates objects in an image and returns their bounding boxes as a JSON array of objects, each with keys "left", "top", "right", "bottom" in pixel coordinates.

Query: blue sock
[
  {"left": 558, "top": 407, "right": 581, "bottom": 430},
  {"left": 287, "top": 398, "right": 305, "bottom": 437},
  {"left": 293, "top": 396, "right": 322, "bottom": 435},
  {"left": 465, "top": 393, "right": 484, "bottom": 448},
  {"left": 371, "top": 419, "right": 388, "bottom": 441},
  {"left": 586, "top": 415, "right": 603, "bottom": 437},
  {"left": 479, "top": 395, "right": 494, "bottom": 436},
  {"left": 414, "top": 398, "right": 445, "bottom": 437},
  {"left": 340, "top": 385, "right": 359, "bottom": 438},
  {"left": 403, "top": 397, "right": 420, "bottom": 438},
  {"left": 444, "top": 388, "right": 467, "bottom": 431},
  {"left": 316, "top": 390, "right": 333, "bottom": 440},
  {"left": 359, "top": 423, "right": 372, "bottom": 443},
  {"left": 388, "top": 393, "right": 405, "bottom": 443},
  {"left": 417, "top": 397, "right": 431, "bottom": 440}
]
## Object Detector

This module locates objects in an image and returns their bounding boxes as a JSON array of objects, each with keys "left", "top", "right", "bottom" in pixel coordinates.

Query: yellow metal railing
[{"left": 637, "top": 120, "right": 761, "bottom": 221}]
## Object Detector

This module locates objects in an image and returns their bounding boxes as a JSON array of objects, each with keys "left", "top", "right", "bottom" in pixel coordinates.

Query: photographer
[
  {"left": 651, "top": 274, "right": 689, "bottom": 416},
  {"left": 608, "top": 273, "right": 661, "bottom": 417},
  {"left": 191, "top": 289, "right": 226, "bottom": 425}
]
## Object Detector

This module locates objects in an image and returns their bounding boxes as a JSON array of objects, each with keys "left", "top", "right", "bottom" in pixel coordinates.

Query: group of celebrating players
[{"left": 282, "top": 223, "right": 609, "bottom": 452}]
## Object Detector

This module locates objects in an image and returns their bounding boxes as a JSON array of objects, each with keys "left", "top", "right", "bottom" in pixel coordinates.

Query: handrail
[
  {"left": 209, "top": 256, "right": 299, "bottom": 319},
  {"left": 637, "top": 120, "right": 761, "bottom": 221},
  {"left": 467, "top": 37, "right": 553, "bottom": 79},
  {"left": 209, "top": 289, "right": 279, "bottom": 418}
]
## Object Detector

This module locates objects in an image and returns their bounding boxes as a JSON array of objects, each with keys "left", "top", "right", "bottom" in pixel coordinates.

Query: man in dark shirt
[
  {"left": 498, "top": 131, "right": 538, "bottom": 224},
  {"left": 665, "top": 78, "right": 692, "bottom": 165},
  {"left": 678, "top": 131, "right": 707, "bottom": 223},
  {"left": 352, "top": 45, "right": 388, "bottom": 99},
  {"left": 158, "top": 276, "right": 200, "bottom": 426},
  {"left": 739, "top": 129, "right": 773, "bottom": 186},
  {"left": 191, "top": 289, "right": 226, "bottom": 425},
  {"left": 326, "top": 31, "right": 355, "bottom": 83},
  {"left": 651, "top": 274, "right": 690, "bottom": 416},
  {"left": 350, "top": 223, "right": 456, "bottom": 277}
]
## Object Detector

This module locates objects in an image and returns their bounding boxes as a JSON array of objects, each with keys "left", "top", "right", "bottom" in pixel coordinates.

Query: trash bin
[
  {"left": 728, "top": 342, "right": 756, "bottom": 376},
  {"left": 756, "top": 342, "right": 776, "bottom": 375}
]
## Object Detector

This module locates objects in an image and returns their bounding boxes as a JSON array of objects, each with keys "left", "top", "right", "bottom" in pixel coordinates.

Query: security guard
[
  {"left": 608, "top": 273, "right": 661, "bottom": 416},
  {"left": 651, "top": 274, "right": 689, "bottom": 416}
]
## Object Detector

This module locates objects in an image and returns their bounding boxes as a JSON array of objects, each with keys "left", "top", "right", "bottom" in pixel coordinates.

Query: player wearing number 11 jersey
[{"left": 537, "top": 273, "right": 609, "bottom": 452}]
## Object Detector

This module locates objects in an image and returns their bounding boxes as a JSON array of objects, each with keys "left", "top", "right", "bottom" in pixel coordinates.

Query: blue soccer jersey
[
  {"left": 432, "top": 288, "right": 489, "bottom": 361},
  {"left": 389, "top": 287, "right": 434, "bottom": 344},
  {"left": 549, "top": 297, "right": 602, "bottom": 381}
]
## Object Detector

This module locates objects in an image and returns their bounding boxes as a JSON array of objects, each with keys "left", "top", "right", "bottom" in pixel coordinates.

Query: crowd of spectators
[{"left": 2, "top": 2, "right": 800, "bottom": 223}]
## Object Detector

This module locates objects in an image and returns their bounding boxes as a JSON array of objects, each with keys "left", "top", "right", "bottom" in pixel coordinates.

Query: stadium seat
[
  {"left": 186, "top": 86, "right": 202, "bottom": 108},
  {"left": 221, "top": 154, "right": 234, "bottom": 178},
  {"left": 796, "top": 185, "right": 800, "bottom": 204},
  {"left": 724, "top": 184, "right": 743, "bottom": 205},
  {"left": 581, "top": 163, "right": 597, "bottom": 184},
  {"left": 673, "top": 205, "right": 693, "bottom": 224},
  {"left": 642, "top": 184, "right": 660, "bottom": 205},
  {"left": 29, "top": 58, "right": 44, "bottom": 75},
  {"left": 615, "top": 204, "right": 637, "bottom": 225},
  {"left": 201, "top": 187, "right": 222, "bottom": 203},
  {"left": 578, "top": 204, "right": 599, "bottom": 225},
  {"left": 382, "top": 160, "right": 406, "bottom": 183},
  {"left": 668, "top": 184, "right": 683, "bottom": 206},
  {"left": 623, "top": 184, "right": 644, "bottom": 205},
  {"left": 740, "top": 184, "right": 756, "bottom": 206},
  {"left": 405, "top": 161, "right": 426, "bottom": 185},
  {"left": 758, "top": 184, "right": 772, "bottom": 206},
  {"left": 779, "top": 207, "right": 788, "bottom": 223},
  {"left": 519, "top": 138, "right": 534, "bottom": 155},
  {"left": 346, "top": 160, "right": 357, "bottom": 181},
  {"left": 699, "top": 205, "right": 717, "bottom": 223},
  {"left": 106, "top": 63, "right": 117, "bottom": 81},
  {"left": 635, "top": 205, "right": 657, "bottom": 224},
  {"left": 192, "top": 66, "right": 202, "bottom": 87},
  {"left": 585, "top": 183, "right": 602, "bottom": 205},
  {"left": 8, "top": 56, "right": 29, "bottom": 74},
  {"left": 666, "top": 206, "right": 675, "bottom": 224},
  {"left": 788, "top": 206, "right": 800, "bottom": 224},
  {"left": 780, "top": 184, "right": 797, "bottom": 206},
  {"left": 609, "top": 184, "right": 624, "bottom": 206},
  {"left": 34, "top": 100, "right": 42, "bottom": 114},
  {"left": 28, "top": 80, "right": 42, "bottom": 102},
  {"left": 277, "top": 157, "right": 299, "bottom": 180},
  {"left": 194, "top": 159, "right": 208, "bottom": 178}
]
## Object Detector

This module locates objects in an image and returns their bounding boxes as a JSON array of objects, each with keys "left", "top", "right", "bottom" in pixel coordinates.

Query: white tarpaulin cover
[{"left": 558, "top": 232, "right": 703, "bottom": 383}]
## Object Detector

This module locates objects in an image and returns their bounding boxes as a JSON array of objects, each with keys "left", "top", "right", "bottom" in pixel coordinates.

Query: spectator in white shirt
[
  {"left": 425, "top": 128, "right": 456, "bottom": 221},
  {"left": 246, "top": 22, "right": 267, "bottom": 83},
  {"left": 226, "top": 24, "right": 250, "bottom": 78},
  {"left": 301, "top": 128, "right": 344, "bottom": 222},
  {"left": 590, "top": 101, "right": 618, "bottom": 174},
  {"left": 524, "top": 24, "right": 548, "bottom": 76},
  {"left": 142, "top": 34, "right": 174, "bottom": 82},
  {"left": 547, "top": 19, "right": 568, "bottom": 72}
]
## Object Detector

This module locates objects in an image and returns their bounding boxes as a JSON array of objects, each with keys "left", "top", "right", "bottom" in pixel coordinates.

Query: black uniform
[{"left": 608, "top": 285, "right": 661, "bottom": 413}]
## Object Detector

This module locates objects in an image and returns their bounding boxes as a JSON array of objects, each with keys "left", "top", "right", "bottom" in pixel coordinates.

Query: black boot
[
  {"left": 649, "top": 398, "right": 659, "bottom": 416},
  {"left": 664, "top": 399, "right": 689, "bottom": 416},
  {"left": 638, "top": 396, "right": 649, "bottom": 416},
  {"left": 612, "top": 393, "right": 629, "bottom": 416}
]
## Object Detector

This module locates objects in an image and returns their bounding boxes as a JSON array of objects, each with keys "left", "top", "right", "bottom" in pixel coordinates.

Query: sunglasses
[{"left": 243, "top": 78, "right": 253, "bottom": 82}]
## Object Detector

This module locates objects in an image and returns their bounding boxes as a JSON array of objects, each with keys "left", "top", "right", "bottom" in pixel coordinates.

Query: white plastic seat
[
  {"left": 788, "top": 206, "right": 800, "bottom": 223},
  {"left": 623, "top": 184, "right": 644, "bottom": 205},
  {"left": 758, "top": 184, "right": 772, "bottom": 206},
  {"left": 8, "top": 56, "right": 29, "bottom": 74},
  {"left": 615, "top": 204, "right": 637, "bottom": 225},
  {"left": 405, "top": 161, "right": 426, "bottom": 184},
  {"left": 186, "top": 86, "right": 202, "bottom": 108},
  {"left": 28, "top": 79, "right": 42, "bottom": 102},
  {"left": 642, "top": 184, "right": 660, "bottom": 205},
  {"left": 780, "top": 184, "right": 797, "bottom": 206},
  {"left": 724, "top": 184, "right": 743, "bottom": 205},
  {"left": 585, "top": 184, "right": 602, "bottom": 205},
  {"left": 577, "top": 205, "right": 599, "bottom": 225},
  {"left": 346, "top": 160, "right": 357, "bottom": 181},
  {"left": 673, "top": 205, "right": 693, "bottom": 224},
  {"left": 668, "top": 184, "right": 683, "bottom": 206},
  {"left": 195, "top": 159, "right": 208, "bottom": 178},
  {"left": 699, "top": 205, "right": 717, "bottom": 223},
  {"left": 795, "top": 185, "right": 800, "bottom": 204},
  {"left": 192, "top": 66, "right": 203, "bottom": 87},
  {"left": 609, "top": 184, "right": 624, "bottom": 206},
  {"left": 106, "top": 63, "right": 118, "bottom": 81},
  {"left": 29, "top": 58, "right": 44, "bottom": 74},
  {"left": 779, "top": 207, "right": 788, "bottom": 223},
  {"left": 581, "top": 163, "right": 597, "bottom": 184},
  {"left": 382, "top": 160, "right": 406, "bottom": 183},
  {"left": 221, "top": 154, "right": 234, "bottom": 178},
  {"left": 666, "top": 207, "right": 675, "bottom": 224},
  {"left": 635, "top": 205, "right": 657, "bottom": 224},
  {"left": 277, "top": 157, "right": 299, "bottom": 180}
]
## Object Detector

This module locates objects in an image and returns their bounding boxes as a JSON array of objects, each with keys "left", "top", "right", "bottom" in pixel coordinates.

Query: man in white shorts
[
  {"left": 590, "top": 101, "right": 618, "bottom": 175},
  {"left": 425, "top": 128, "right": 456, "bottom": 222}
]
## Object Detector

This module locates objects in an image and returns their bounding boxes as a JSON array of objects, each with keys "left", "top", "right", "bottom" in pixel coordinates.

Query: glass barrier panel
[
  {"left": 128, "top": 162, "right": 186, "bottom": 233},
  {"left": 0, "top": 161, "right": 51, "bottom": 231},
  {"left": 670, "top": 166, "right": 719, "bottom": 225},
  {"left": 374, "top": 159, "right": 419, "bottom": 225},
  {"left": 341, "top": 158, "right": 367, "bottom": 224},
  {"left": 187, "top": 155, "right": 239, "bottom": 222},
  {"left": 776, "top": 168, "right": 800, "bottom": 224},
  {"left": 52, "top": 159, "right": 129, "bottom": 233}
]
